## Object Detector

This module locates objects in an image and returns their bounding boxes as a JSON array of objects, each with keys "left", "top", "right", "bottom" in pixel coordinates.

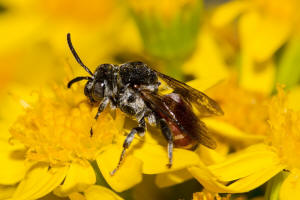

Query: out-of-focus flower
[
  {"left": 213, "top": 0, "right": 299, "bottom": 62},
  {"left": 212, "top": 0, "right": 300, "bottom": 93},
  {"left": 0, "top": 0, "right": 142, "bottom": 90}
]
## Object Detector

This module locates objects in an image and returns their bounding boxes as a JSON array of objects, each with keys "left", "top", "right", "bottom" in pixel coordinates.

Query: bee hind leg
[
  {"left": 110, "top": 118, "right": 146, "bottom": 175},
  {"left": 158, "top": 118, "right": 173, "bottom": 168}
]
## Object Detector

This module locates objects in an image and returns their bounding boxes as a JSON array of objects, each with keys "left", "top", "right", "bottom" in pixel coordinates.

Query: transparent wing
[{"left": 155, "top": 71, "right": 224, "bottom": 118}]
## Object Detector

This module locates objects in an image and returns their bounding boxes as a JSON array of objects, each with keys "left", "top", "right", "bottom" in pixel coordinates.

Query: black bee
[{"left": 66, "top": 33, "right": 223, "bottom": 175}]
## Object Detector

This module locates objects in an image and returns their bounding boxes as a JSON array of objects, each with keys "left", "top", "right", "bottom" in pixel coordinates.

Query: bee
[{"left": 66, "top": 33, "right": 224, "bottom": 175}]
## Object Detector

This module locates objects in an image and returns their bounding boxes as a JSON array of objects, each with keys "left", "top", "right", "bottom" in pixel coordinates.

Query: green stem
[{"left": 265, "top": 171, "right": 289, "bottom": 200}]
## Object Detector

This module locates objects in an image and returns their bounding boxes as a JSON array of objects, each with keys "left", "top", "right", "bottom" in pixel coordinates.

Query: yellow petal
[
  {"left": 68, "top": 192, "right": 86, "bottom": 200},
  {"left": 212, "top": 0, "right": 250, "bottom": 27},
  {"left": 155, "top": 169, "right": 192, "bottom": 188},
  {"left": 189, "top": 158, "right": 284, "bottom": 193},
  {"left": 239, "top": 51, "right": 275, "bottom": 94},
  {"left": 195, "top": 144, "right": 227, "bottom": 165},
  {"left": 280, "top": 169, "right": 300, "bottom": 200},
  {"left": 183, "top": 27, "right": 229, "bottom": 85},
  {"left": 84, "top": 185, "right": 123, "bottom": 200},
  {"left": 239, "top": 11, "right": 291, "bottom": 62},
  {"left": 226, "top": 164, "right": 284, "bottom": 192},
  {"left": 133, "top": 142, "right": 200, "bottom": 174},
  {"left": 0, "top": 140, "right": 27, "bottom": 185},
  {"left": 54, "top": 162, "right": 96, "bottom": 196},
  {"left": 188, "top": 162, "right": 231, "bottom": 193},
  {"left": 208, "top": 144, "right": 280, "bottom": 182},
  {"left": 203, "top": 119, "right": 265, "bottom": 145},
  {"left": 0, "top": 86, "right": 37, "bottom": 141},
  {"left": 0, "top": 185, "right": 16, "bottom": 199},
  {"left": 96, "top": 145, "right": 143, "bottom": 192},
  {"left": 186, "top": 79, "right": 220, "bottom": 94},
  {"left": 12, "top": 163, "right": 68, "bottom": 200}
]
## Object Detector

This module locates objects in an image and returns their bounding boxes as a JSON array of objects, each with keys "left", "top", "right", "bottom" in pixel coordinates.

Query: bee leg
[
  {"left": 90, "top": 97, "right": 109, "bottom": 136},
  {"left": 159, "top": 118, "right": 173, "bottom": 168},
  {"left": 94, "top": 97, "right": 110, "bottom": 120},
  {"left": 110, "top": 118, "right": 146, "bottom": 175}
]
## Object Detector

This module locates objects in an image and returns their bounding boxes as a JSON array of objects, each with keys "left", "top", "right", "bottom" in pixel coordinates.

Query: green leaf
[{"left": 276, "top": 37, "right": 300, "bottom": 90}]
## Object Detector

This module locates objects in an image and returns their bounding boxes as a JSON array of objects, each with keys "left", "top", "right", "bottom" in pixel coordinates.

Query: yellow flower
[
  {"left": 189, "top": 86, "right": 300, "bottom": 199},
  {"left": 1, "top": 82, "right": 125, "bottom": 199},
  {"left": 212, "top": 0, "right": 299, "bottom": 62}
]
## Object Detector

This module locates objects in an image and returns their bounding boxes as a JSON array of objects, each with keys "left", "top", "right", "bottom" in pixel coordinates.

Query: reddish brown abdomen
[
  {"left": 159, "top": 93, "right": 200, "bottom": 150},
  {"left": 167, "top": 120, "right": 198, "bottom": 149}
]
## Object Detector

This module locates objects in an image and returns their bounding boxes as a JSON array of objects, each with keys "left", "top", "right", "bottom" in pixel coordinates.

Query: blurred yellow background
[
  {"left": 1, "top": 0, "right": 299, "bottom": 93},
  {"left": 0, "top": 0, "right": 300, "bottom": 199}
]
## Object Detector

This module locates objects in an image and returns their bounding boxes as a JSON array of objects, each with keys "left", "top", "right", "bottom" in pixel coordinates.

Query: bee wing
[
  {"left": 140, "top": 90, "right": 216, "bottom": 149},
  {"left": 196, "top": 120, "right": 217, "bottom": 149},
  {"left": 155, "top": 71, "right": 224, "bottom": 117},
  {"left": 140, "top": 90, "right": 179, "bottom": 127}
]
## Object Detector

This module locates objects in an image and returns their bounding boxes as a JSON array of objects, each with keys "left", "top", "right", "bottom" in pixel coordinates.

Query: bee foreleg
[
  {"left": 111, "top": 118, "right": 146, "bottom": 175},
  {"left": 159, "top": 118, "right": 173, "bottom": 168},
  {"left": 95, "top": 97, "right": 110, "bottom": 120},
  {"left": 90, "top": 97, "right": 110, "bottom": 137}
]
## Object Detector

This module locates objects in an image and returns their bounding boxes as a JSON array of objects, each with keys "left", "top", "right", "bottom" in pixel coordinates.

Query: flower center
[
  {"left": 267, "top": 86, "right": 300, "bottom": 169},
  {"left": 207, "top": 79, "right": 269, "bottom": 136},
  {"left": 10, "top": 84, "right": 124, "bottom": 165}
]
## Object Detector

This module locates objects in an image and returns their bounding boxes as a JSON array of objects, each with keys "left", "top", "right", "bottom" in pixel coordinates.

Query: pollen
[
  {"left": 193, "top": 191, "right": 231, "bottom": 200},
  {"left": 10, "top": 84, "right": 125, "bottom": 165},
  {"left": 207, "top": 79, "right": 269, "bottom": 136},
  {"left": 267, "top": 86, "right": 300, "bottom": 169}
]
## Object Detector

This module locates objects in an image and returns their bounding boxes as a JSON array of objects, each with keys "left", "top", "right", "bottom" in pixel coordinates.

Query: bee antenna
[
  {"left": 67, "top": 76, "right": 92, "bottom": 88},
  {"left": 67, "top": 33, "right": 94, "bottom": 76}
]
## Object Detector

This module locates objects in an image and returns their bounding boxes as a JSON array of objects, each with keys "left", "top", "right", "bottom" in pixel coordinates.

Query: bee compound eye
[
  {"left": 84, "top": 84, "right": 90, "bottom": 96},
  {"left": 94, "top": 82, "right": 105, "bottom": 98}
]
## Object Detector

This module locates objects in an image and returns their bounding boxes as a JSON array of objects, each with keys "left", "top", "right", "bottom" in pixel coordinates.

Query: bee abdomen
[{"left": 168, "top": 121, "right": 198, "bottom": 150}]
